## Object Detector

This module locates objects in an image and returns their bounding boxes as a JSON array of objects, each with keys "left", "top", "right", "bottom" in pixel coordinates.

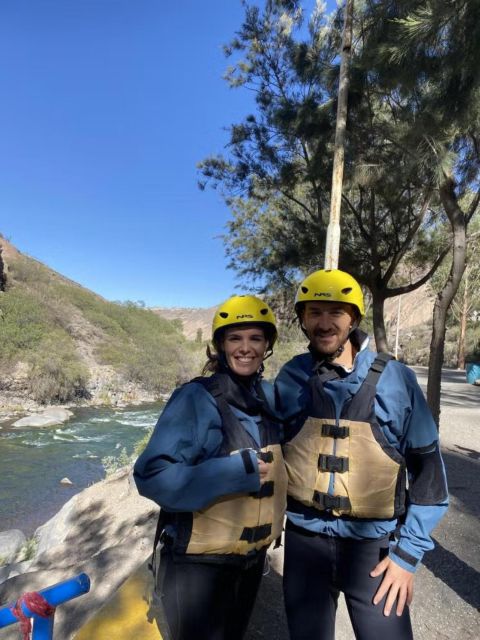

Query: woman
[{"left": 133, "top": 295, "right": 287, "bottom": 640}]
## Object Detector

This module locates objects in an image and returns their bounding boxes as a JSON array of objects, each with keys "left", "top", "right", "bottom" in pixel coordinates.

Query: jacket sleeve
[
  {"left": 386, "top": 365, "right": 449, "bottom": 572},
  {"left": 133, "top": 382, "right": 261, "bottom": 512}
]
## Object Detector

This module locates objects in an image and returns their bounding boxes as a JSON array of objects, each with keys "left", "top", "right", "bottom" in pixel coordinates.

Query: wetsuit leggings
[
  {"left": 283, "top": 521, "right": 414, "bottom": 640},
  {"left": 157, "top": 547, "right": 266, "bottom": 640}
]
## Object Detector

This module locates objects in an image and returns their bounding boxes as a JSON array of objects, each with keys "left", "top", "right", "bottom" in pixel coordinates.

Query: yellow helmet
[
  {"left": 295, "top": 269, "right": 365, "bottom": 318},
  {"left": 212, "top": 295, "right": 277, "bottom": 347}
]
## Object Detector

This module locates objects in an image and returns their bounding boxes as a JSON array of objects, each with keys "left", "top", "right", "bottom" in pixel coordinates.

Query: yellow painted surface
[{"left": 75, "top": 562, "right": 164, "bottom": 640}]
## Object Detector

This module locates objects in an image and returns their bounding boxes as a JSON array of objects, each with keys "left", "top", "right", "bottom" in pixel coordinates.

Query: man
[{"left": 276, "top": 269, "right": 448, "bottom": 640}]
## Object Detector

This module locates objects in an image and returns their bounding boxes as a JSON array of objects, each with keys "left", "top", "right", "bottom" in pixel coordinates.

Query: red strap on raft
[{"left": 10, "top": 592, "right": 56, "bottom": 640}]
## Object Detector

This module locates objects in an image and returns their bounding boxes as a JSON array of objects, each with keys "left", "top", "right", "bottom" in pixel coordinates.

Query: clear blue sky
[{"left": 0, "top": 0, "right": 336, "bottom": 308}]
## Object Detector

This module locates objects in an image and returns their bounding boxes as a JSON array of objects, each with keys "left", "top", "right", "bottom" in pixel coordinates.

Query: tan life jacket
[
  {"left": 158, "top": 374, "right": 287, "bottom": 557},
  {"left": 284, "top": 354, "right": 406, "bottom": 520},
  {"left": 187, "top": 442, "right": 287, "bottom": 555}
]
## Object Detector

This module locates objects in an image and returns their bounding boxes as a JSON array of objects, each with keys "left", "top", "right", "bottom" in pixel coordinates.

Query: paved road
[{"left": 247, "top": 368, "right": 480, "bottom": 640}]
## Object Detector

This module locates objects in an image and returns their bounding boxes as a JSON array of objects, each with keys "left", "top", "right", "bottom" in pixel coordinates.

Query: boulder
[
  {"left": 12, "top": 408, "right": 73, "bottom": 428},
  {"left": 34, "top": 494, "right": 79, "bottom": 557},
  {"left": 0, "top": 559, "right": 33, "bottom": 583},
  {"left": 0, "top": 467, "right": 158, "bottom": 639},
  {"left": 0, "top": 530, "right": 26, "bottom": 565}
]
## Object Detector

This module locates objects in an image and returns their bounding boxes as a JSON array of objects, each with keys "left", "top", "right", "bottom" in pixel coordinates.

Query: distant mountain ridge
[
  {"left": 153, "top": 289, "right": 435, "bottom": 343},
  {"left": 151, "top": 306, "right": 216, "bottom": 340}
]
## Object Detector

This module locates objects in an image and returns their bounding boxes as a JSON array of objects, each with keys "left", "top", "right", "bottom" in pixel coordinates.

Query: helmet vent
[
  {"left": 260, "top": 308, "right": 269, "bottom": 315},
  {"left": 219, "top": 312, "right": 229, "bottom": 318},
  {"left": 341, "top": 287, "right": 352, "bottom": 294},
  {"left": 301, "top": 286, "right": 309, "bottom": 293}
]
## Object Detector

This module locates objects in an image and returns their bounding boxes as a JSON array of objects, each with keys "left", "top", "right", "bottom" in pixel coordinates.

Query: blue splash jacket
[{"left": 133, "top": 378, "right": 278, "bottom": 514}]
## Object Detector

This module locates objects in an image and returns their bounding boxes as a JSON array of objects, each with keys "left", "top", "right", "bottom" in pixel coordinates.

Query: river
[{"left": 0, "top": 403, "right": 163, "bottom": 536}]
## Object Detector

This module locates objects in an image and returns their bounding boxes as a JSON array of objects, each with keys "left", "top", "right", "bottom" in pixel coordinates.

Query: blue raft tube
[{"left": 0, "top": 573, "right": 90, "bottom": 640}]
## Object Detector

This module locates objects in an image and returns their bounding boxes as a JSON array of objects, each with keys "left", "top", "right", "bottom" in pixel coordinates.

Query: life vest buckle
[
  {"left": 313, "top": 491, "right": 351, "bottom": 512},
  {"left": 321, "top": 423, "right": 349, "bottom": 439},
  {"left": 258, "top": 450, "right": 274, "bottom": 463},
  {"left": 318, "top": 454, "right": 349, "bottom": 473}
]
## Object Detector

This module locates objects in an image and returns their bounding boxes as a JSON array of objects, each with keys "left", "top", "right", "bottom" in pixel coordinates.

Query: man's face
[{"left": 301, "top": 301, "right": 357, "bottom": 357}]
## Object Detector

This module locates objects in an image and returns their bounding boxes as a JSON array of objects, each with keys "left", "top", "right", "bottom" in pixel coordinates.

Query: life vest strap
[
  {"left": 240, "top": 524, "right": 272, "bottom": 543},
  {"left": 318, "top": 454, "right": 349, "bottom": 473},
  {"left": 313, "top": 491, "right": 351, "bottom": 512}
]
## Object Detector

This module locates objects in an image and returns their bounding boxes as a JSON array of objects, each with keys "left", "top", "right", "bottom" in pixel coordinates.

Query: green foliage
[
  {"left": 17, "top": 537, "right": 38, "bottom": 562},
  {"left": 133, "top": 427, "right": 154, "bottom": 457},
  {"left": 27, "top": 333, "right": 90, "bottom": 403},
  {"left": 0, "top": 289, "right": 49, "bottom": 359},
  {"left": 55, "top": 286, "right": 185, "bottom": 393},
  {"left": 102, "top": 426, "right": 156, "bottom": 475},
  {"left": 263, "top": 338, "right": 305, "bottom": 380},
  {"left": 102, "top": 447, "right": 132, "bottom": 476}
]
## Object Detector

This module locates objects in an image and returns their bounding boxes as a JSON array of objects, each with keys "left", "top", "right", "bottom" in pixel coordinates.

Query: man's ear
[{"left": 298, "top": 309, "right": 306, "bottom": 330}]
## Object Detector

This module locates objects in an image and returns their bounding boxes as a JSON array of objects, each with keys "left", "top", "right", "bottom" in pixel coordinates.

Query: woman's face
[{"left": 222, "top": 326, "right": 268, "bottom": 377}]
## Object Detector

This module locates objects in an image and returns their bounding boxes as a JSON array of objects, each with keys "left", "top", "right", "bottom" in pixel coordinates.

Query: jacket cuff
[{"left": 389, "top": 541, "right": 422, "bottom": 573}]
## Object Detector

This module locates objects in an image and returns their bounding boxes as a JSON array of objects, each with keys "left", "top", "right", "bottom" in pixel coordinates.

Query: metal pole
[
  {"left": 394, "top": 296, "right": 401, "bottom": 359},
  {"left": 324, "top": 0, "right": 354, "bottom": 269}
]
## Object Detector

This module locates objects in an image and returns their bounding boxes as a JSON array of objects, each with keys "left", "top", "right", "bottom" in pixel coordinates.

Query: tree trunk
[
  {"left": 371, "top": 292, "right": 389, "bottom": 352},
  {"left": 427, "top": 178, "right": 468, "bottom": 426},
  {"left": 457, "top": 266, "right": 469, "bottom": 370}
]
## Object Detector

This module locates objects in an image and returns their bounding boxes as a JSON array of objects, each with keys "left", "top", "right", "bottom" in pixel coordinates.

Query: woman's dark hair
[{"left": 201, "top": 324, "right": 276, "bottom": 375}]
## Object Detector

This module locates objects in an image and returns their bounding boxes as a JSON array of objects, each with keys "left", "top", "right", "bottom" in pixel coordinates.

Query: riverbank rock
[
  {"left": 0, "top": 467, "right": 158, "bottom": 639},
  {"left": 0, "top": 530, "right": 26, "bottom": 565},
  {"left": 12, "top": 407, "right": 74, "bottom": 428}
]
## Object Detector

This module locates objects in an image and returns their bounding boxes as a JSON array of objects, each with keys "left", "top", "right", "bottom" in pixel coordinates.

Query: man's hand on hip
[{"left": 370, "top": 556, "right": 414, "bottom": 616}]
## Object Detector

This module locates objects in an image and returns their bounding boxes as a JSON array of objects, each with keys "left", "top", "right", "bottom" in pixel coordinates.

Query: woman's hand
[{"left": 257, "top": 459, "right": 272, "bottom": 485}]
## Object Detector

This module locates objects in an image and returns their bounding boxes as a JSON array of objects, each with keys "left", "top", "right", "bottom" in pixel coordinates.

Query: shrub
[
  {"left": 27, "top": 333, "right": 89, "bottom": 403},
  {"left": 101, "top": 448, "right": 132, "bottom": 476}
]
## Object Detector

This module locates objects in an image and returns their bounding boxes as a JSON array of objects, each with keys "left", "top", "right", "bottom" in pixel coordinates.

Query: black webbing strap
[
  {"left": 313, "top": 491, "right": 351, "bottom": 512},
  {"left": 362, "top": 352, "right": 394, "bottom": 388},
  {"left": 344, "top": 352, "right": 394, "bottom": 420},
  {"left": 192, "top": 376, "right": 257, "bottom": 454},
  {"left": 149, "top": 509, "right": 168, "bottom": 582},
  {"left": 250, "top": 481, "right": 274, "bottom": 499},
  {"left": 316, "top": 368, "right": 342, "bottom": 383},
  {"left": 240, "top": 523, "right": 272, "bottom": 543},
  {"left": 318, "top": 454, "right": 349, "bottom": 473},
  {"left": 321, "top": 423, "right": 349, "bottom": 439}
]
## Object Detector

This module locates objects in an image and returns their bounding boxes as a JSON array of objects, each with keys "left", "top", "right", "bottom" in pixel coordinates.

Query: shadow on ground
[{"left": 246, "top": 565, "right": 288, "bottom": 640}]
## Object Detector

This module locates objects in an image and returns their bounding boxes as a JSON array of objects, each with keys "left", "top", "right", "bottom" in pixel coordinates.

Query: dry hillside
[{"left": 152, "top": 306, "right": 217, "bottom": 340}]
